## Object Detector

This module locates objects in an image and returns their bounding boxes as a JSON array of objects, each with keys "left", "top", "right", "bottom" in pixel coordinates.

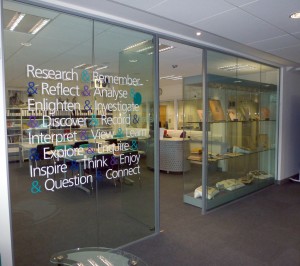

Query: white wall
[
  {"left": 159, "top": 83, "right": 182, "bottom": 101},
  {"left": 278, "top": 67, "right": 300, "bottom": 180}
]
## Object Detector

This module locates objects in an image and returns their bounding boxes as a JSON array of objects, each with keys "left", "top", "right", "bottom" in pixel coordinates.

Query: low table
[{"left": 50, "top": 247, "right": 147, "bottom": 266}]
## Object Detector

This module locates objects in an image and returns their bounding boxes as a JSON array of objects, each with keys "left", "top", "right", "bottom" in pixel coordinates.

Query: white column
[{"left": 0, "top": 1, "right": 14, "bottom": 264}]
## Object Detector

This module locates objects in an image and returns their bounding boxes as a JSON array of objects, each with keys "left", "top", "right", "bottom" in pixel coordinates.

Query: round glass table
[{"left": 50, "top": 247, "right": 147, "bottom": 266}]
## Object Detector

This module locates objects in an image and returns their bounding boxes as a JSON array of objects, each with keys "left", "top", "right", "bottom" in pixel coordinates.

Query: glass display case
[{"left": 183, "top": 51, "right": 279, "bottom": 211}]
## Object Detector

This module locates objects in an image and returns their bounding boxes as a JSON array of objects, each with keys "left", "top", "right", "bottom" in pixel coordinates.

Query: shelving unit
[
  {"left": 6, "top": 108, "right": 22, "bottom": 161},
  {"left": 182, "top": 53, "right": 279, "bottom": 212}
]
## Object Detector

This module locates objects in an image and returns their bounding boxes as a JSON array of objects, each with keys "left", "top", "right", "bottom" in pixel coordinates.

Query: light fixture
[
  {"left": 160, "top": 75, "right": 182, "bottom": 80},
  {"left": 124, "top": 40, "right": 148, "bottom": 51},
  {"left": 290, "top": 12, "right": 300, "bottom": 19},
  {"left": 29, "top": 18, "right": 50, "bottom": 34},
  {"left": 21, "top": 42, "right": 32, "bottom": 47},
  {"left": 196, "top": 32, "right": 201, "bottom": 36},
  {"left": 129, "top": 59, "right": 138, "bottom": 63},
  {"left": 148, "top": 44, "right": 175, "bottom": 55},
  {"left": 159, "top": 45, "right": 174, "bottom": 52},
  {"left": 7, "top": 12, "right": 25, "bottom": 31},
  {"left": 74, "top": 63, "right": 86, "bottom": 69},
  {"left": 218, "top": 64, "right": 256, "bottom": 71},
  {"left": 95, "top": 66, "right": 108, "bottom": 71},
  {"left": 136, "top": 46, "right": 153, "bottom": 53},
  {"left": 85, "top": 65, "right": 98, "bottom": 70}
]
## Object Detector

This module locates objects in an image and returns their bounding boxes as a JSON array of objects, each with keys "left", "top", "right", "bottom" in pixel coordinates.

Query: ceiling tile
[
  {"left": 225, "top": 0, "right": 259, "bottom": 6},
  {"left": 241, "top": 0, "right": 300, "bottom": 33},
  {"left": 107, "top": 0, "right": 165, "bottom": 11},
  {"left": 292, "top": 32, "right": 300, "bottom": 39},
  {"left": 145, "top": 0, "right": 235, "bottom": 25},
  {"left": 248, "top": 35, "right": 300, "bottom": 52},
  {"left": 193, "top": 8, "right": 286, "bottom": 44},
  {"left": 270, "top": 45, "right": 300, "bottom": 63}
]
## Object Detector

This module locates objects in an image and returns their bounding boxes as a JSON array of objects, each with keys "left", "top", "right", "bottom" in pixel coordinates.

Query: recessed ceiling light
[
  {"left": 85, "top": 65, "right": 98, "bottom": 70},
  {"left": 219, "top": 64, "right": 256, "bottom": 71},
  {"left": 7, "top": 12, "right": 25, "bottom": 31},
  {"left": 21, "top": 42, "right": 32, "bottom": 47},
  {"left": 136, "top": 46, "right": 153, "bottom": 53},
  {"left": 160, "top": 75, "right": 182, "bottom": 80},
  {"left": 74, "top": 63, "right": 86, "bottom": 69},
  {"left": 124, "top": 40, "right": 148, "bottom": 51},
  {"left": 196, "top": 32, "right": 201, "bottom": 36},
  {"left": 159, "top": 45, "right": 174, "bottom": 52},
  {"left": 95, "top": 66, "right": 108, "bottom": 71},
  {"left": 290, "top": 12, "right": 300, "bottom": 19},
  {"left": 29, "top": 18, "right": 50, "bottom": 34}
]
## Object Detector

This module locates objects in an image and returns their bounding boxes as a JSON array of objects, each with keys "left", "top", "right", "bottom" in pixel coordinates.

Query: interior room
[
  {"left": 4, "top": 1, "right": 157, "bottom": 265},
  {"left": 1, "top": 0, "right": 300, "bottom": 265}
]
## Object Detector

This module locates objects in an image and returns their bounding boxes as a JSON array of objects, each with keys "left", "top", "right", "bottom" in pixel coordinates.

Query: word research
[{"left": 27, "top": 64, "right": 78, "bottom": 81}]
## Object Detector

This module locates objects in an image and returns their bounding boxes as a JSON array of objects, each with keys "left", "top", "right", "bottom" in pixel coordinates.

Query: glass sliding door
[
  {"left": 3, "top": 0, "right": 156, "bottom": 264},
  {"left": 93, "top": 22, "right": 155, "bottom": 247},
  {"left": 4, "top": 2, "right": 96, "bottom": 265},
  {"left": 158, "top": 38, "right": 203, "bottom": 207}
]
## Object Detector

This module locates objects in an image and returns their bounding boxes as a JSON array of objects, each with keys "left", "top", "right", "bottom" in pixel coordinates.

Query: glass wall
[
  {"left": 182, "top": 50, "right": 279, "bottom": 211},
  {"left": 3, "top": 0, "right": 155, "bottom": 264},
  {"left": 204, "top": 51, "right": 279, "bottom": 210},
  {"left": 2, "top": 1, "right": 281, "bottom": 264}
]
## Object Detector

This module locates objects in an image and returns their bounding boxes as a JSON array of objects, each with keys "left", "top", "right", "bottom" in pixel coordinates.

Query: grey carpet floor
[
  {"left": 9, "top": 159, "right": 300, "bottom": 266},
  {"left": 124, "top": 173, "right": 300, "bottom": 266}
]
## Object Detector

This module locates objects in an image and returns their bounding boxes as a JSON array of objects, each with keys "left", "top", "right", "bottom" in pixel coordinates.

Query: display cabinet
[{"left": 183, "top": 51, "right": 279, "bottom": 211}]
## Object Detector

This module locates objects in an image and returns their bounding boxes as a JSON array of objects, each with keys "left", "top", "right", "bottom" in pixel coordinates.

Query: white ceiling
[
  {"left": 108, "top": 0, "right": 300, "bottom": 65},
  {"left": 2, "top": 0, "right": 293, "bottom": 91}
]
